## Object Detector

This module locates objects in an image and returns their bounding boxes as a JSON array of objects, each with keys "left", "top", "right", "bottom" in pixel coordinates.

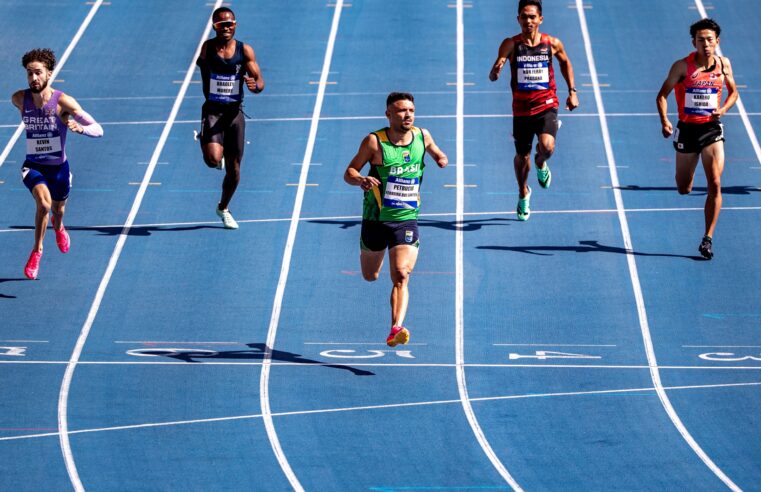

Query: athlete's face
[
  {"left": 25, "top": 61, "right": 51, "bottom": 94},
  {"left": 213, "top": 12, "right": 237, "bottom": 41},
  {"left": 386, "top": 99, "right": 415, "bottom": 132},
  {"left": 517, "top": 6, "right": 542, "bottom": 35},
  {"left": 692, "top": 29, "right": 719, "bottom": 59}
]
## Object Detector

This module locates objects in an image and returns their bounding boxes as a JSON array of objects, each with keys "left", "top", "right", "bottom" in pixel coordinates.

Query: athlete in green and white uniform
[{"left": 344, "top": 92, "right": 448, "bottom": 347}]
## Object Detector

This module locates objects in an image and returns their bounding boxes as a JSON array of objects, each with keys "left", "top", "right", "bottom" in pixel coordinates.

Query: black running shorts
[
  {"left": 513, "top": 108, "right": 559, "bottom": 155},
  {"left": 360, "top": 220, "right": 420, "bottom": 252},
  {"left": 673, "top": 120, "right": 724, "bottom": 154},
  {"left": 200, "top": 102, "right": 246, "bottom": 158}
]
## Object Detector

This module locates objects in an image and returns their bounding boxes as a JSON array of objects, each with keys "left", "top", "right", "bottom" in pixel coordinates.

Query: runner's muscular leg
[
  {"left": 700, "top": 141, "right": 725, "bottom": 238},
  {"left": 219, "top": 150, "right": 241, "bottom": 211},
  {"left": 360, "top": 249, "right": 385, "bottom": 282},
  {"left": 388, "top": 244, "right": 419, "bottom": 328},
  {"left": 50, "top": 199, "right": 66, "bottom": 231},
  {"left": 535, "top": 133, "right": 556, "bottom": 168},
  {"left": 31, "top": 184, "right": 52, "bottom": 252},
  {"left": 514, "top": 153, "right": 531, "bottom": 197},
  {"left": 202, "top": 142, "right": 224, "bottom": 168},
  {"left": 675, "top": 152, "right": 700, "bottom": 194}
]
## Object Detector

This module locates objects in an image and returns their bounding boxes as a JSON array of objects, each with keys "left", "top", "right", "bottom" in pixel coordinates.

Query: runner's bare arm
[
  {"left": 552, "top": 37, "right": 578, "bottom": 111},
  {"left": 422, "top": 128, "right": 448, "bottom": 168},
  {"left": 344, "top": 135, "right": 381, "bottom": 191},
  {"left": 11, "top": 91, "right": 24, "bottom": 112},
  {"left": 59, "top": 93, "right": 103, "bottom": 138},
  {"left": 713, "top": 56, "right": 738, "bottom": 120},
  {"left": 489, "top": 38, "right": 514, "bottom": 82},
  {"left": 196, "top": 41, "right": 209, "bottom": 65},
  {"left": 656, "top": 59, "right": 686, "bottom": 138},
  {"left": 243, "top": 43, "right": 264, "bottom": 93}
]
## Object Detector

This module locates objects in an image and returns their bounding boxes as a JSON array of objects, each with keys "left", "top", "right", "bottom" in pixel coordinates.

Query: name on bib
[
  {"left": 210, "top": 73, "right": 241, "bottom": 103},
  {"left": 383, "top": 176, "right": 420, "bottom": 209}
]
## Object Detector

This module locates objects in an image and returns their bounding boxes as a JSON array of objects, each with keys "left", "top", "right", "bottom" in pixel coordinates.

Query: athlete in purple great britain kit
[{"left": 11, "top": 48, "right": 103, "bottom": 280}]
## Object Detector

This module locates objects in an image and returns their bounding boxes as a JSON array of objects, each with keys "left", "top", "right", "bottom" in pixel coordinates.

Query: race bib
[
  {"left": 209, "top": 73, "right": 241, "bottom": 103},
  {"left": 685, "top": 87, "right": 718, "bottom": 116},
  {"left": 517, "top": 62, "right": 549, "bottom": 90},
  {"left": 26, "top": 134, "right": 62, "bottom": 155},
  {"left": 383, "top": 176, "right": 420, "bottom": 209}
]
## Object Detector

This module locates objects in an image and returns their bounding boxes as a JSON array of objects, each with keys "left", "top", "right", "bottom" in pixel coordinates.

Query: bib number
[
  {"left": 685, "top": 87, "right": 718, "bottom": 116},
  {"left": 517, "top": 62, "right": 549, "bottom": 91},
  {"left": 383, "top": 176, "right": 420, "bottom": 210},
  {"left": 209, "top": 73, "right": 241, "bottom": 103},
  {"left": 26, "top": 134, "right": 62, "bottom": 155}
]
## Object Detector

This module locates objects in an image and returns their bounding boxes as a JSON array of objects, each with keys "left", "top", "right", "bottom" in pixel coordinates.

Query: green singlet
[{"left": 362, "top": 127, "right": 426, "bottom": 222}]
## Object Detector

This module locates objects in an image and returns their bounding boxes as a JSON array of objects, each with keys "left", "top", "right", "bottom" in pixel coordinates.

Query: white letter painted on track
[
  {"left": 509, "top": 350, "right": 601, "bottom": 360},
  {"left": 699, "top": 352, "right": 761, "bottom": 362},
  {"left": 0, "top": 346, "right": 27, "bottom": 357},
  {"left": 320, "top": 349, "right": 415, "bottom": 359}
]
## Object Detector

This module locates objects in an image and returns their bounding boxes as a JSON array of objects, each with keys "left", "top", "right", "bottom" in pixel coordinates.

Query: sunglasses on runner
[{"left": 213, "top": 20, "right": 236, "bottom": 29}]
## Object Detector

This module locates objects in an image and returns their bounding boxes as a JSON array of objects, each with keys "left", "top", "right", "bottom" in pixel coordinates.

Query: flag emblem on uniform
[
  {"left": 405, "top": 230, "right": 413, "bottom": 243},
  {"left": 403, "top": 151, "right": 411, "bottom": 163}
]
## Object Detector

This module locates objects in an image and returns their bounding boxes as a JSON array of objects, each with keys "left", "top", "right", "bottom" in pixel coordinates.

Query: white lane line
[
  {"left": 113, "top": 341, "right": 241, "bottom": 345},
  {"left": 2, "top": 205, "right": 761, "bottom": 236},
  {"left": 576, "top": 2, "right": 741, "bottom": 491},
  {"left": 455, "top": 1, "right": 522, "bottom": 490},
  {"left": 0, "top": 1, "right": 105, "bottom": 171},
  {"left": 493, "top": 344, "right": 617, "bottom": 347},
  {"left": 303, "top": 342, "right": 429, "bottom": 346},
  {"left": 3, "top": 360, "right": 761, "bottom": 370},
  {"left": 259, "top": 3, "right": 344, "bottom": 491},
  {"left": 684, "top": 345, "right": 761, "bottom": 348},
  {"left": 4, "top": 110, "right": 761, "bottom": 129},
  {"left": 5, "top": 381, "right": 759, "bottom": 443},
  {"left": 694, "top": 0, "right": 761, "bottom": 166},
  {"left": 56, "top": 3, "right": 223, "bottom": 491}
]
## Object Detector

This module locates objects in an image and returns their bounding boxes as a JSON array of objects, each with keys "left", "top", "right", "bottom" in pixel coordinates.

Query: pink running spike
[
  {"left": 386, "top": 326, "right": 410, "bottom": 347},
  {"left": 54, "top": 226, "right": 70, "bottom": 253},
  {"left": 24, "top": 251, "right": 42, "bottom": 280}
]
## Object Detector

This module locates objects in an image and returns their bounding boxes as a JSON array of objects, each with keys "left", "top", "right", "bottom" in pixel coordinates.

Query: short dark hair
[
  {"left": 213, "top": 7, "right": 235, "bottom": 20},
  {"left": 386, "top": 92, "right": 414, "bottom": 107},
  {"left": 690, "top": 18, "right": 721, "bottom": 39},
  {"left": 22, "top": 48, "right": 56, "bottom": 71},
  {"left": 518, "top": 0, "right": 542, "bottom": 14}
]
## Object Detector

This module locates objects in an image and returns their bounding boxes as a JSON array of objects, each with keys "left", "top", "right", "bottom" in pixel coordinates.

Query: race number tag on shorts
[
  {"left": 685, "top": 87, "right": 718, "bottom": 116},
  {"left": 26, "top": 134, "right": 62, "bottom": 155},
  {"left": 383, "top": 176, "right": 420, "bottom": 210},
  {"left": 209, "top": 73, "right": 241, "bottom": 103},
  {"left": 517, "top": 59, "right": 549, "bottom": 90}
]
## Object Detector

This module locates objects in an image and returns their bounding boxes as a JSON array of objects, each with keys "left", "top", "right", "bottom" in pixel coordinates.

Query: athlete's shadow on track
[
  {"left": 9, "top": 224, "right": 222, "bottom": 236},
  {"left": 617, "top": 185, "right": 761, "bottom": 195},
  {"left": 478, "top": 240, "right": 704, "bottom": 261},
  {"left": 147, "top": 342, "right": 375, "bottom": 376},
  {"left": 308, "top": 217, "right": 514, "bottom": 231},
  {"left": 0, "top": 278, "right": 25, "bottom": 299}
]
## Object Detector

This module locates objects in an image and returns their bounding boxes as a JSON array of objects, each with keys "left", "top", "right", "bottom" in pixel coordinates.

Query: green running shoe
[
  {"left": 536, "top": 162, "right": 552, "bottom": 189},
  {"left": 517, "top": 186, "right": 532, "bottom": 221}
]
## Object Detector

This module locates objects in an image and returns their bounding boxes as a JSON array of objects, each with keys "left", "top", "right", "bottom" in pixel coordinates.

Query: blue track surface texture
[{"left": 1, "top": 1, "right": 759, "bottom": 490}]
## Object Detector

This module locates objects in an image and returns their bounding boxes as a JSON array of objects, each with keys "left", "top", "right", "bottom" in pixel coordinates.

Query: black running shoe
[{"left": 699, "top": 236, "right": 713, "bottom": 260}]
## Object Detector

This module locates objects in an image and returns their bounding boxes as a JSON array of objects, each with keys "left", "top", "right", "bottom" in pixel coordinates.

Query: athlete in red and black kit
[
  {"left": 489, "top": 0, "right": 578, "bottom": 221},
  {"left": 657, "top": 18, "right": 737, "bottom": 259}
]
